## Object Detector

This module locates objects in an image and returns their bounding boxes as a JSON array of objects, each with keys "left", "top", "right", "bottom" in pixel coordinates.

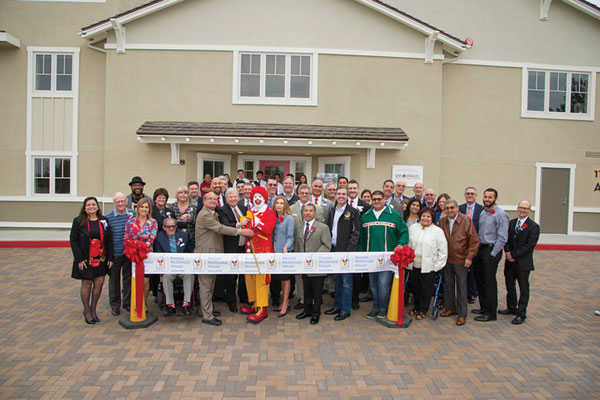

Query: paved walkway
[{"left": 1, "top": 248, "right": 599, "bottom": 399}]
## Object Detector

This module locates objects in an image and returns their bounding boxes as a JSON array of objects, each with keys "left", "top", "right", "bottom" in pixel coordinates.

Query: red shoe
[
  {"left": 239, "top": 305, "right": 256, "bottom": 315},
  {"left": 247, "top": 307, "right": 268, "bottom": 324}
]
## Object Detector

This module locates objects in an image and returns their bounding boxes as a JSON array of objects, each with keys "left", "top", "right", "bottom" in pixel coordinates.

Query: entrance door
[
  {"left": 540, "top": 167, "right": 569, "bottom": 234},
  {"left": 259, "top": 160, "right": 289, "bottom": 178}
]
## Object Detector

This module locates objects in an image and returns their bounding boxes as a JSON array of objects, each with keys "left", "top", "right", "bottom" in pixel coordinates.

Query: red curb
[
  {"left": 536, "top": 244, "right": 600, "bottom": 251},
  {"left": 0, "top": 241, "right": 70, "bottom": 248}
]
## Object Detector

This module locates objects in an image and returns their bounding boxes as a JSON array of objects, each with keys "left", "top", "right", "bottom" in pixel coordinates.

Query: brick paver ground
[{"left": 0, "top": 248, "right": 599, "bottom": 399}]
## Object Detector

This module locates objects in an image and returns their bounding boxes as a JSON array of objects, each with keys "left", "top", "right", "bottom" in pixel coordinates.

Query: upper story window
[
  {"left": 34, "top": 53, "right": 73, "bottom": 93},
  {"left": 234, "top": 51, "right": 317, "bottom": 106},
  {"left": 33, "top": 156, "right": 71, "bottom": 195},
  {"left": 522, "top": 68, "right": 594, "bottom": 121}
]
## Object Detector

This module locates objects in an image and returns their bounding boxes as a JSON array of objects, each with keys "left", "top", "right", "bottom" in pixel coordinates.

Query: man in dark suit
[
  {"left": 211, "top": 176, "right": 226, "bottom": 209},
  {"left": 282, "top": 176, "right": 300, "bottom": 206},
  {"left": 500, "top": 200, "right": 540, "bottom": 325},
  {"left": 324, "top": 187, "right": 360, "bottom": 321},
  {"left": 195, "top": 191, "right": 253, "bottom": 326},
  {"left": 459, "top": 186, "right": 485, "bottom": 304},
  {"left": 294, "top": 203, "right": 332, "bottom": 325},
  {"left": 216, "top": 188, "right": 248, "bottom": 313},
  {"left": 347, "top": 179, "right": 371, "bottom": 308},
  {"left": 154, "top": 218, "right": 195, "bottom": 315}
]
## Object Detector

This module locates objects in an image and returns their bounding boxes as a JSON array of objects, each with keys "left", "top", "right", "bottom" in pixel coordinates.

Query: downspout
[{"left": 86, "top": 36, "right": 106, "bottom": 54}]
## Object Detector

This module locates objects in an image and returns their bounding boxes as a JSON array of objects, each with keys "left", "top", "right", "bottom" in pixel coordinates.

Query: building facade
[{"left": 1, "top": 0, "right": 599, "bottom": 235}]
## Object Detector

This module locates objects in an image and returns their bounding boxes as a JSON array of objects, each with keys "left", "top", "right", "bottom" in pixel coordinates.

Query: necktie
[
  {"left": 304, "top": 222, "right": 310, "bottom": 250},
  {"left": 314, "top": 198, "right": 318, "bottom": 204},
  {"left": 218, "top": 196, "right": 222, "bottom": 208},
  {"left": 233, "top": 208, "right": 241, "bottom": 222},
  {"left": 350, "top": 200, "right": 354, "bottom": 207},
  {"left": 467, "top": 206, "right": 472, "bottom": 218},
  {"left": 515, "top": 220, "right": 521, "bottom": 233},
  {"left": 233, "top": 208, "right": 245, "bottom": 246}
]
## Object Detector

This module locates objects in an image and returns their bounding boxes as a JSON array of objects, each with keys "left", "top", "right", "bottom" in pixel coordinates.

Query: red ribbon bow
[
  {"left": 123, "top": 239, "right": 151, "bottom": 318},
  {"left": 390, "top": 245, "right": 415, "bottom": 325}
]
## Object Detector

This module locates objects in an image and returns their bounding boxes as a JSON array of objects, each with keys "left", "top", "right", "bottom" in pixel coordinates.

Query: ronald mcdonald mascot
[{"left": 240, "top": 186, "right": 276, "bottom": 323}]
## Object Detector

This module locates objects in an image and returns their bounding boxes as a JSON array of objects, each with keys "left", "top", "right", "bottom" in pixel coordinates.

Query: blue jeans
[
  {"left": 333, "top": 273, "right": 353, "bottom": 314},
  {"left": 369, "top": 271, "right": 394, "bottom": 313}
]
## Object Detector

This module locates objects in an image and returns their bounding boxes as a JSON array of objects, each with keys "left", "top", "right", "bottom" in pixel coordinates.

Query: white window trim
[
  {"left": 196, "top": 152, "right": 232, "bottom": 181},
  {"left": 521, "top": 66, "right": 595, "bottom": 121},
  {"left": 26, "top": 47, "right": 79, "bottom": 197},
  {"left": 534, "top": 162, "right": 576, "bottom": 235},
  {"left": 318, "top": 156, "right": 351, "bottom": 177},
  {"left": 236, "top": 155, "right": 313, "bottom": 181},
  {"left": 232, "top": 50, "right": 318, "bottom": 106},
  {"left": 31, "top": 155, "right": 74, "bottom": 196}
]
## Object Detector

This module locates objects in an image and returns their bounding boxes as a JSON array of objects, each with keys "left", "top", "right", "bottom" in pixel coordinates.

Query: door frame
[
  {"left": 197, "top": 152, "right": 232, "bottom": 181},
  {"left": 535, "top": 162, "right": 576, "bottom": 235},
  {"left": 237, "top": 155, "right": 312, "bottom": 181}
]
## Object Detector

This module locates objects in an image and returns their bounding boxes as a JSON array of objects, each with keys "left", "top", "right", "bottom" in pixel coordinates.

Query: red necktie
[
  {"left": 314, "top": 198, "right": 318, "bottom": 204},
  {"left": 467, "top": 206, "right": 472, "bottom": 218},
  {"left": 350, "top": 200, "right": 354, "bottom": 207}
]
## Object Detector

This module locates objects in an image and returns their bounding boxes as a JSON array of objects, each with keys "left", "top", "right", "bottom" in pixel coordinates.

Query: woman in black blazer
[{"left": 70, "top": 197, "right": 114, "bottom": 324}]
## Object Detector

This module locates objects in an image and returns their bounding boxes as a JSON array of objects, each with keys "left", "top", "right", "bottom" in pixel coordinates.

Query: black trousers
[
  {"left": 504, "top": 261, "right": 530, "bottom": 318},
  {"left": 412, "top": 268, "right": 436, "bottom": 314},
  {"left": 238, "top": 274, "right": 249, "bottom": 304},
  {"left": 467, "top": 266, "right": 478, "bottom": 298},
  {"left": 108, "top": 255, "right": 131, "bottom": 309},
  {"left": 270, "top": 278, "right": 281, "bottom": 304},
  {"left": 302, "top": 275, "right": 325, "bottom": 316},
  {"left": 473, "top": 245, "right": 502, "bottom": 318}
]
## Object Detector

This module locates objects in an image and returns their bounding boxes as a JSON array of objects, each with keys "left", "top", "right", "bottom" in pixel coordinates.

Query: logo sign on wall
[{"left": 392, "top": 165, "right": 424, "bottom": 187}]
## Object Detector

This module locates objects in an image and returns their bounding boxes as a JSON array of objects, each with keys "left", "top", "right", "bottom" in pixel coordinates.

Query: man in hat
[
  {"left": 127, "top": 176, "right": 153, "bottom": 210},
  {"left": 239, "top": 186, "right": 276, "bottom": 324}
]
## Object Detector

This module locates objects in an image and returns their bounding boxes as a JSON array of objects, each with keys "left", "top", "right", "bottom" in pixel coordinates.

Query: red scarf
[{"left": 87, "top": 217, "right": 105, "bottom": 267}]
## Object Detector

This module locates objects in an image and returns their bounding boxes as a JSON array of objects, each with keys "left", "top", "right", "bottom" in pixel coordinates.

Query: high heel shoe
[
  {"left": 83, "top": 312, "right": 95, "bottom": 325},
  {"left": 278, "top": 305, "right": 290, "bottom": 318},
  {"left": 92, "top": 316, "right": 100, "bottom": 323}
]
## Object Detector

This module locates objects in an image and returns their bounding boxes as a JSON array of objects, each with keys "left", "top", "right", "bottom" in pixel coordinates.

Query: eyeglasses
[
  {"left": 517, "top": 207, "right": 531, "bottom": 211},
  {"left": 164, "top": 225, "right": 176, "bottom": 229},
  {"left": 371, "top": 197, "right": 384, "bottom": 201},
  {"left": 465, "top": 192, "right": 476, "bottom": 196},
  {"left": 444, "top": 206, "right": 457, "bottom": 210},
  {"left": 425, "top": 193, "right": 436, "bottom": 197}
]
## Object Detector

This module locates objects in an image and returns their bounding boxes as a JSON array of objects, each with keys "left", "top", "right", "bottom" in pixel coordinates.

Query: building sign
[
  {"left": 316, "top": 172, "right": 339, "bottom": 184},
  {"left": 392, "top": 165, "right": 424, "bottom": 187}
]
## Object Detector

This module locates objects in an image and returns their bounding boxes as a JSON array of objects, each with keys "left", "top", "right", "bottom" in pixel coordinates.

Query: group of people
[{"left": 70, "top": 171, "right": 540, "bottom": 328}]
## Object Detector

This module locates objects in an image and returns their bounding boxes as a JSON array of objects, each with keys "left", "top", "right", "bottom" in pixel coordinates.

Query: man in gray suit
[
  {"left": 382, "top": 179, "right": 403, "bottom": 215},
  {"left": 289, "top": 184, "right": 325, "bottom": 310},
  {"left": 195, "top": 191, "right": 253, "bottom": 326},
  {"left": 294, "top": 204, "right": 332, "bottom": 325}
]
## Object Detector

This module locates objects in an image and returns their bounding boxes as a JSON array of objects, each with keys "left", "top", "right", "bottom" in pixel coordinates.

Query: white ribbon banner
[{"left": 140, "top": 252, "right": 396, "bottom": 275}]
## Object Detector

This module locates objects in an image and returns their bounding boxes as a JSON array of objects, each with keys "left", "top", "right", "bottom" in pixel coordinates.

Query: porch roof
[{"left": 137, "top": 121, "right": 408, "bottom": 145}]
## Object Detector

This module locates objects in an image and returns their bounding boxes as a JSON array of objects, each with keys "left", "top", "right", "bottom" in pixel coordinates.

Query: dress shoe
[
  {"left": 293, "top": 302, "right": 304, "bottom": 310},
  {"left": 456, "top": 317, "right": 466, "bottom": 326},
  {"left": 471, "top": 309, "right": 487, "bottom": 315},
  {"left": 324, "top": 307, "right": 340, "bottom": 315},
  {"left": 202, "top": 318, "right": 222, "bottom": 326},
  {"left": 83, "top": 312, "right": 95, "bottom": 325},
  {"left": 498, "top": 308, "right": 517, "bottom": 315},
  {"left": 92, "top": 316, "right": 100, "bottom": 323},
  {"left": 511, "top": 316, "right": 526, "bottom": 325},
  {"left": 474, "top": 314, "right": 497, "bottom": 322},
  {"left": 228, "top": 303, "right": 238, "bottom": 313},
  {"left": 359, "top": 294, "right": 373, "bottom": 303},
  {"left": 440, "top": 310, "right": 457, "bottom": 317},
  {"left": 111, "top": 308, "right": 120, "bottom": 316},
  {"left": 366, "top": 310, "right": 378, "bottom": 319},
  {"left": 213, "top": 310, "right": 221, "bottom": 317},
  {"left": 278, "top": 306, "right": 289, "bottom": 318},
  {"left": 296, "top": 312, "right": 311, "bottom": 320},
  {"left": 334, "top": 312, "right": 351, "bottom": 321},
  {"left": 467, "top": 297, "right": 476, "bottom": 304},
  {"left": 183, "top": 305, "right": 192, "bottom": 315},
  {"left": 240, "top": 305, "right": 256, "bottom": 315},
  {"left": 352, "top": 303, "right": 360, "bottom": 311},
  {"left": 166, "top": 306, "right": 176, "bottom": 315},
  {"left": 310, "top": 315, "right": 320, "bottom": 325},
  {"left": 247, "top": 307, "right": 268, "bottom": 324}
]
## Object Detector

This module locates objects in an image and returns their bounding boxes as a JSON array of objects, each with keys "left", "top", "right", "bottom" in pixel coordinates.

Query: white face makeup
[{"left": 253, "top": 193, "right": 265, "bottom": 207}]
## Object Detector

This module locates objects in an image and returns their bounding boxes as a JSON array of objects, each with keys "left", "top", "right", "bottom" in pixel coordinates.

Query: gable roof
[{"left": 78, "top": 0, "right": 470, "bottom": 52}]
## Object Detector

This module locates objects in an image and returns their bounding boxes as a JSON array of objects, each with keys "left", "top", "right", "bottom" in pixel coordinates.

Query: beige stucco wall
[
  {"left": 123, "top": 0, "right": 428, "bottom": 54},
  {"left": 441, "top": 65, "right": 600, "bottom": 213},
  {"left": 102, "top": 50, "right": 443, "bottom": 197},
  {"left": 388, "top": 0, "right": 600, "bottom": 66}
]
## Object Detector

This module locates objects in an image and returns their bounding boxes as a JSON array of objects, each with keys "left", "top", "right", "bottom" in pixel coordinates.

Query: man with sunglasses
[
  {"left": 358, "top": 190, "right": 408, "bottom": 320},
  {"left": 154, "top": 218, "right": 195, "bottom": 315},
  {"left": 459, "top": 186, "right": 485, "bottom": 304}
]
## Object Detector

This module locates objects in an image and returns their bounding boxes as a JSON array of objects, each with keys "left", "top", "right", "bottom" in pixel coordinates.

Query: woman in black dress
[{"left": 70, "top": 197, "right": 114, "bottom": 324}]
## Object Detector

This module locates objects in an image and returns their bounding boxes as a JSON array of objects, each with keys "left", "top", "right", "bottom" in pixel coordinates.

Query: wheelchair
[{"left": 157, "top": 274, "right": 200, "bottom": 316}]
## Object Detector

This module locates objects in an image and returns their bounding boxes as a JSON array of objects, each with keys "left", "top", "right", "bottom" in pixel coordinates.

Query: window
[
  {"left": 523, "top": 68, "right": 593, "bottom": 120},
  {"left": 34, "top": 53, "right": 73, "bottom": 92},
  {"left": 234, "top": 51, "right": 317, "bottom": 105},
  {"left": 318, "top": 157, "right": 350, "bottom": 179},
  {"left": 33, "top": 157, "right": 71, "bottom": 194}
]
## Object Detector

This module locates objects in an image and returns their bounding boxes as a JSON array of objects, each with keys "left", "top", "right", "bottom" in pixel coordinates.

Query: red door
[{"left": 259, "top": 160, "right": 289, "bottom": 178}]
